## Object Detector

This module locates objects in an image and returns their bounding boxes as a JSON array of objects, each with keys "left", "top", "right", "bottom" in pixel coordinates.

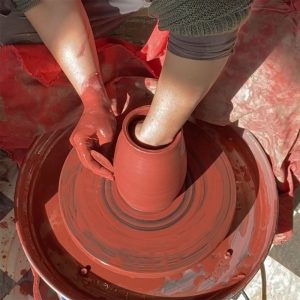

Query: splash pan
[
  {"left": 15, "top": 117, "right": 278, "bottom": 299},
  {"left": 59, "top": 120, "right": 236, "bottom": 280}
]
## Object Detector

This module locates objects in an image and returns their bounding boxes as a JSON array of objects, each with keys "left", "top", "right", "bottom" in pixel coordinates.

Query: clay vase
[{"left": 113, "top": 105, "right": 187, "bottom": 212}]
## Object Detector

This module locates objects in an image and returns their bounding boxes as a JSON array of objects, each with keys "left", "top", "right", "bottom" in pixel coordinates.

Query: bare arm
[
  {"left": 25, "top": 0, "right": 105, "bottom": 104},
  {"left": 136, "top": 51, "right": 228, "bottom": 146}
]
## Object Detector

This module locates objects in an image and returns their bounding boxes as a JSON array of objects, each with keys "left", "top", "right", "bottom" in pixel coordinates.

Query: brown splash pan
[{"left": 15, "top": 117, "right": 278, "bottom": 299}]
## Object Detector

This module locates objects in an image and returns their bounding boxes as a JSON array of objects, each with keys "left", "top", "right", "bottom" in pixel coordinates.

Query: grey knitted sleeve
[
  {"left": 168, "top": 30, "right": 237, "bottom": 60},
  {"left": 12, "top": 0, "right": 40, "bottom": 12},
  {"left": 149, "top": 0, "right": 252, "bottom": 37}
]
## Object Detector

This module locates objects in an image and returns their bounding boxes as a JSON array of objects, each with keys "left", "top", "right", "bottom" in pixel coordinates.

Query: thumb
[{"left": 91, "top": 150, "right": 114, "bottom": 173}]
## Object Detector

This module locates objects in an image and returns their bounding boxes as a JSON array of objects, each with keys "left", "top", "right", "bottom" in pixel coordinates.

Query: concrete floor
[{"left": 269, "top": 191, "right": 300, "bottom": 277}]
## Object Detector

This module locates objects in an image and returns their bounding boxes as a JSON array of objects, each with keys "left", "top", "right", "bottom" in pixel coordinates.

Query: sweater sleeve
[
  {"left": 149, "top": 0, "right": 252, "bottom": 37},
  {"left": 167, "top": 30, "right": 237, "bottom": 60},
  {"left": 12, "top": 0, "right": 40, "bottom": 12}
]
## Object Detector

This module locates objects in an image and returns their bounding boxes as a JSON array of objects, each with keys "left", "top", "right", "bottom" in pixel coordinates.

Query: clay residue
[
  {"left": 0, "top": 221, "right": 8, "bottom": 229},
  {"left": 157, "top": 268, "right": 206, "bottom": 296},
  {"left": 20, "top": 269, "right": 27, "bottom": 276},
  {"left": 77, "top": 41, "right": 86, "bottom": 58},
  {"left": 19, "top": 281, "right": 33, "bottom": 296}
]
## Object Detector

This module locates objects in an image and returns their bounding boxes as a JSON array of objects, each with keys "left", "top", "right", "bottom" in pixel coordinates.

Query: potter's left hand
[{"left": 70, "top": 106, "right": 116, "bottom": 180}]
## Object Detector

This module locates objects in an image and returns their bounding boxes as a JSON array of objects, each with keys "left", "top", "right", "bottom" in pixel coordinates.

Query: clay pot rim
[{"left": 123, "top": 105, "right": 183, "bottom": 155}]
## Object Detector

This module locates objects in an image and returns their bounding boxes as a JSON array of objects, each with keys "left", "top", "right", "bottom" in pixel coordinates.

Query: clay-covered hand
[{"left": 70, "top": 107, "right": 116, "bottom": 180}]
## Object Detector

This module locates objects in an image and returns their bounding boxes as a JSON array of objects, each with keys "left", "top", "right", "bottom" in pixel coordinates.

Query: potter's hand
[{"left": 70, "top": 107, "right": 116, "bottom": 180}]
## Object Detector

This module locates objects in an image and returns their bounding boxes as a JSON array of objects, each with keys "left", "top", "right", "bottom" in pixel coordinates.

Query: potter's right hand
[{"left": 70, "top": 106, "right": 116, "bottom": 180}]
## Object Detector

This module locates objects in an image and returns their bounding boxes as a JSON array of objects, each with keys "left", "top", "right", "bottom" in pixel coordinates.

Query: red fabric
[{"left": 0, "top": 1, "right": 299, "bottom": 245}]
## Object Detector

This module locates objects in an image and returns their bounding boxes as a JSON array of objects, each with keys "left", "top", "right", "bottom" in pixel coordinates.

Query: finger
[
  {"left": 110, "top": 97, "right": 119, "bottom": 116},
  {"left": 144, "top": 78, "right": 157, "bottom": 94},
  {"left": 96, "top": 130, "right": 113, "bottom": 146},
  {"left": 73, "top": 139, "right": 93, "bottom": 166},
  {"left": 70, "top": 128, "right": 94, "bottom": 147},
  {"left": 87, "top": 160, "right": 114, "bottom": 181},
  {"left": 75, "top": 144, "right": 114, "bottom": 180},
  {"left": 96, "top": 128, "right": 115, "bottom": 157},
  {"left": 74, "top": 143, "right": 114, "bottom": 181},
  {"left": 91, "top": 150, "right": 114, "bottom": 172}
]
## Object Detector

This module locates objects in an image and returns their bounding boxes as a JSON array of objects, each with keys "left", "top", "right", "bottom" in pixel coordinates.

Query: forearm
[
  {"left": 25, "top": 0, "right": 108, "bottom": 110},
  {"left": 138, "top": 51, "right": 228, "bottom": 146}
]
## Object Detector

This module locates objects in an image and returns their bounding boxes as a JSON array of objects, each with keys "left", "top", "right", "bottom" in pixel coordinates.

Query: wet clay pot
[{"left": 113, "top": 105, "right": 187, "bottom": 212}]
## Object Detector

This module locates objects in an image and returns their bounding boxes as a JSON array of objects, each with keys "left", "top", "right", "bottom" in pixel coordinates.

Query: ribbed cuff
[
  {"left": 164, "top": 9, "right": 250, "bottom": 37},
  {"left": 149, "top": 0, "right": 252, "bottom": 37},
  {"left": 168, "top": 30, "right": 237, "bottom": 60}
]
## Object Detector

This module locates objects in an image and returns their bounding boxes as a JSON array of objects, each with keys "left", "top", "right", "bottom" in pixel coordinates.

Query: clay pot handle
[{"left": 91, "top": 150, "right": 114, "bottom": 181}]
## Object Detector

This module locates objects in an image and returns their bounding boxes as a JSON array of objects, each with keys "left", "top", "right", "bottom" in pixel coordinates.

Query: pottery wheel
[
  {"left": 15, "top": 117, "right": 278, "bottom": 299},
  {"left": 59, "top": 121, "right": 236, "bottom": 278}
]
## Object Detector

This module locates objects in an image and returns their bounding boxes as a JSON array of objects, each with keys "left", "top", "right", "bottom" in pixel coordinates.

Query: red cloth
[{"left": 1, "top": 0, "right": 299, "bottom": 244}]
